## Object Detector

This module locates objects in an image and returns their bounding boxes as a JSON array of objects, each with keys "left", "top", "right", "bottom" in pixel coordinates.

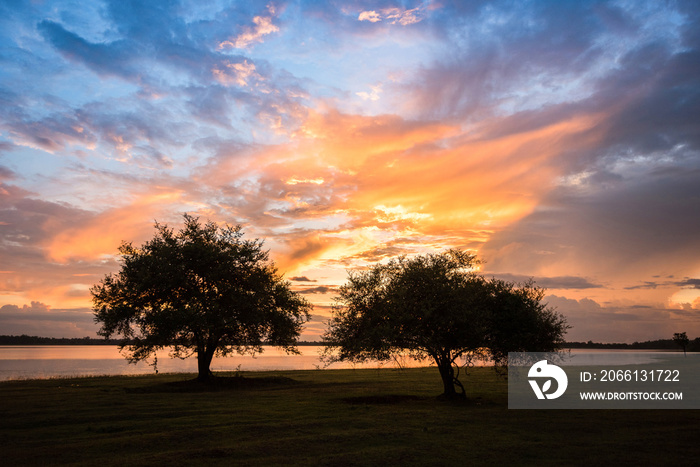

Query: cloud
[
  {"left": 546, "top": 295, "right": 700, "bottom": 343},
  {"left": 358, "top": 11, "right": 381, "bottom": 23},
  {"left": 492, "top": 274, "right": 603, "bottom": 290},
  {"left": 626, "top": 278, "right": 700, "bottom": 291},
  {"left": 289, "top": 276, "right": 317, "bottom": 282},
  {"left": 0, "top": 302, "right": 98, "bottom": 338},
  {"left": 297, "top": 285, "right": 336, "bottom": 295},
  {"left": 481, "top": 164, "right": 700, "bottom": 285},
  {"left": 4, "top": 108, "right": 98, "bottom": 153},
  {"left": 218, "top": 5, "right": 279, "bottom": 49},
  {"left": 28, "top": 2, "right": 304, "bottom": 161},
  {"left": 0, "top": 181, "right": 122, "bottom": 307},
  {"left": 679, "top": 279, "right": 700, "bottom": 289},
  {"left": 0, "top": 165, "right": 15, "bottom": 180},
  {"left": 37, "top": 20, "right": 138, "bottom": 81},
  {"left": 358, "top": 6, "right": 426, "bottom": 26},
  {"left": 212, "top": 59, "right": 262, "bottom": 87},
  {"left": 356, "top": 84, "right": 382, "bottom": 101},
  {"left": 299, "top": 313, "right": 331, "bottom": 341},
  {"left": 274, "top": 232, "right": 340, "bottom": 273},
  {"left": 45, "top": 189, "right": 188, "bottom": 263},
  {"left": 345, "top": 244, "right": 411, "bottom": 263},
  {"left": 192, "top": 103, "right": 605, "bottom": 276}
]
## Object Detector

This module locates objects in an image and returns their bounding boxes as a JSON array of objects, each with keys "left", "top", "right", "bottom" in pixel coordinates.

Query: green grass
[{"left": 1, "top": 367, "right": 698, "bottom": 466}]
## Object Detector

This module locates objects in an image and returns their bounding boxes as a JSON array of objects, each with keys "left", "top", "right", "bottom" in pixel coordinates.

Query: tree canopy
[
  {"left": 322, "top": 250, "right": 568, "bottom": 398},
  {"left": 91, "top": 214, "right": 311, "bottom": 381}
]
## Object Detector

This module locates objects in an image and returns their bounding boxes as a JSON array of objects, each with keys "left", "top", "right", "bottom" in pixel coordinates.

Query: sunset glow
[{"left": 1, "top": 1, "right": 699, "bottom": 342}]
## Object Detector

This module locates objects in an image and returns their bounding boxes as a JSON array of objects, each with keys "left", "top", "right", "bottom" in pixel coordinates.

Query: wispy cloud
[
  {"left": 218, "top": 4, "right": 279, "bottom": 49},
  {"left": 358, "top": 5, "right": 427, "bottom": 26}
]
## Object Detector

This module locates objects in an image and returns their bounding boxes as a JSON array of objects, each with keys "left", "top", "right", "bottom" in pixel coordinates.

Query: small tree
[
  {"left": 92, "top": 215, "right": 311, "bottom": 381},
  {"left": 322, "top": 250, "right": 568, "bottom": 398},
  {"left": 673, "top": 332, "right": 690, "bottom": 356}
]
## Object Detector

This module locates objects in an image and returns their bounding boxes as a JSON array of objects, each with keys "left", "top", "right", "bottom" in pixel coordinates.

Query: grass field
[{"left": 1, "top": 367, "right": 698, "bottom": 466}]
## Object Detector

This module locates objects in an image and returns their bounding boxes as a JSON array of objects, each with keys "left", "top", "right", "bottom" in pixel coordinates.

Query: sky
[{"left": 1, "top": 0, "right": 699, "bottom": 343}]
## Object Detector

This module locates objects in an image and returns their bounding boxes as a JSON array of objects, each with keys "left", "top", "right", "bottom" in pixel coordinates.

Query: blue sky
[{"left": 1, "top": 0, "right": 699, "bottom": 342}]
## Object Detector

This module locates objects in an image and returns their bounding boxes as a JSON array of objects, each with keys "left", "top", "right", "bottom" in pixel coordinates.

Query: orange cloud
[
  {"left": 293, "top": 109, "right": 601, "bottom": 232},
  {"left": 44, "top": 190, "right": 187, "bottom": 263},
  {"left": 194, "top": 107, "right": 604, "bottom": 279},
  {"left": 293, "top": 109, "right": 458, "bottom": 168}
]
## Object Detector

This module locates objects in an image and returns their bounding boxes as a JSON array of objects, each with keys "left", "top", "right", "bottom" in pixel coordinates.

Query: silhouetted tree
[
  {"left": 673, "top": 332, "right": 690, "bottom": 356},
  {"left": 92, "top": 214, "right": 311, "bottom": 381},
  {"left": 322, "top": 250, "right": 568, "bottom": 398}
]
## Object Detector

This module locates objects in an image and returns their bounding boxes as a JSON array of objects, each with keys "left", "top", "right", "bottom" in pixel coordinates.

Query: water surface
[{"left": 0, "top": 346, "right": 687, "bottom": 381}]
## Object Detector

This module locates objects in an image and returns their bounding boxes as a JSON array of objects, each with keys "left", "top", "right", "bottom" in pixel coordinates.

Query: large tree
[
  {"left": 322, "top": 250, "right": 568, "bottom": 398},
  {"left": 92, "top": 215, "right": 311, "bottom": 381}
]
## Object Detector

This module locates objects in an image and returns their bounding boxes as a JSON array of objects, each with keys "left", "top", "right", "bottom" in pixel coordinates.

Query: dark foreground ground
[{"left": 1, "top": 367, "right": 698, "bottom": 466}]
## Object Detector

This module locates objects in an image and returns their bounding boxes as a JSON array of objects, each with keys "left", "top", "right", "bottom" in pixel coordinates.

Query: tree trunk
[
  {"left": 439, "top": 363, "right": 456, "bottom": 397},
  {"left": 196, "top": 346, "right": 215, "bottom": 382},
  {"left": 435, "top": 353, "right": 464, "bottom": 399}
]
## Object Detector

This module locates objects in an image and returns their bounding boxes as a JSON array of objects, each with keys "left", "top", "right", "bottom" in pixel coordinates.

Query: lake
[
  {"left": 0, "top": 345, "right": 433, "bottom": 381},
  {"left": 0, "top": 346, "right": 688, "bottom": 381}
]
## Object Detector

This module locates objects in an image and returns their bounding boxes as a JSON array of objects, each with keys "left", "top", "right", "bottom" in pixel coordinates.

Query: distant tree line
[
  {"left": 5, "top": 335, "right": 697, "bottom": 350},
  {"left": 0, "top": 335, "right": 323, "bottom": 346},
  {"left": 566, "top": 338, "right": 700, "bottom": 352},
  {"left": 0, "top": 335, "right": 124, "bottom": 345}
]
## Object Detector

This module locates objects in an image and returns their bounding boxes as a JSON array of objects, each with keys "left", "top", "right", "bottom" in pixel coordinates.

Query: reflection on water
[{"left": 0, "top": 346, "right": 690, "bottom": 381}]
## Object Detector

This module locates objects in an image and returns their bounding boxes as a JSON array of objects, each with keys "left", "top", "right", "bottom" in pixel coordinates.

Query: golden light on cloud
[
  {"left": 286, "top": 177, "right": 325, "bottom": 185},
  {"left": 338, "top": 112, "right": 601, "bottom": 232},
  {"left": 373, "top": 204, "right": 431, "bottom": 223},
  {"left": 293, "top": 110, "right": 459, "bottom": 166},
  {"left": 196, "top": 107, "right": 605, "bottom": 281},
  {"left": 45, "top": 190, "right": 185, "bottom": 263},
  {"left": 669, "top": 288, "right": 700, "bottom": 310}
]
